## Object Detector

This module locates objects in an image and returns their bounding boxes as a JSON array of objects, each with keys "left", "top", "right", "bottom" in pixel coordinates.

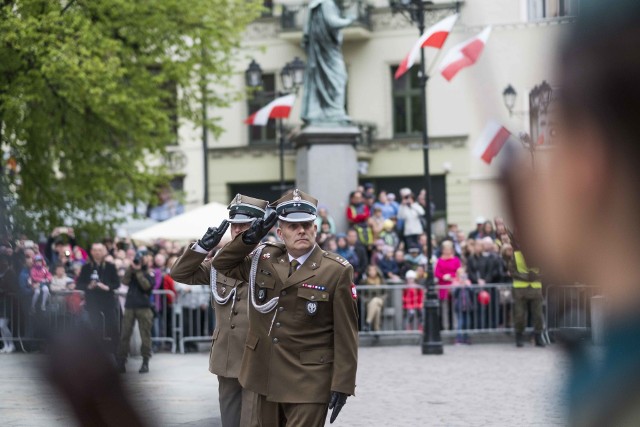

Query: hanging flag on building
[
  {"left": 474, "top": 120, "right": 512, "bottom": 165},
  {"left": 439, "top": 26, "right": 492, "bottom": 82},
  {"left": 244, "top": 93, "right": 296, "bottom": 126},
  {"left": 394, "top": 14, "right": 459, "bottom": 80}
]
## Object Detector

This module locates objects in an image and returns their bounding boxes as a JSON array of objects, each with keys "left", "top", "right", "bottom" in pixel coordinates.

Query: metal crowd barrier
[
  {"left": 356, "top": 283, "right": 517, "bottom": 337},
  {"left": 0, "top": 283, "right": 605, "bottom": 353},
  {"left": 172, "top": 285, "right": 215, "bottom": 354},
  {"left": 544, "top": 284, "right": 601, "bottom": 342},
  {"left": 150, "top": 289, "right": 177, "bottom": 353},
  {"left": 0, "top": 290, "right": 88, "bottom": 352}
]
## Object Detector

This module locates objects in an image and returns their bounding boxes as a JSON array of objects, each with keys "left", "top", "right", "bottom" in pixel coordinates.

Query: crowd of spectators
[
  {"left": 313, "top": 184, "right": 517, "bottom": 343},
  {"left": 0, "top": 227, "right": 209, "bottom": 353},
  {"left": 0, "top": 187, "right": 517, "bottom": 352}
]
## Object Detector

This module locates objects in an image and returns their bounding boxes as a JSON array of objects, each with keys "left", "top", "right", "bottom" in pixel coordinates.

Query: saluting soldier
[
  {"left": 171, "top": 194, "right": 268, "bottom": 427},
  {"left": 212, "top": 189, "right": 359, "bottom": 427}
]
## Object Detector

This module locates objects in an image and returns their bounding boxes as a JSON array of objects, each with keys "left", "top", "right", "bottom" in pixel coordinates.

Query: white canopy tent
[{"left": 130, "top": 202, "right": 230, "bottom": 243}]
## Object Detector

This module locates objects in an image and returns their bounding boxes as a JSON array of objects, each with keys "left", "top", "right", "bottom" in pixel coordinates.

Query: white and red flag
[
  {"left": 474, "top": 121, "right": 512, "bottom": 165},
  {"left": 394, "top": 14, "right": 458, "bottom": 80},
  {"left": 244, "top": 93, "right": 296, "bottom": 126},
  {"left": 439, "top": 26, "right": 491, "bottom": 82}
]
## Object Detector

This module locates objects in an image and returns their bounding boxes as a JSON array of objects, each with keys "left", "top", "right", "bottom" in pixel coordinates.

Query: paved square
[{"left": 1, "top": 344, "right": 567, "bottom": 426}]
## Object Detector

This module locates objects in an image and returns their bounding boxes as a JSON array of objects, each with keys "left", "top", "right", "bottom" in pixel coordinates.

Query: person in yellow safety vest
[{"left": 509, "top": 246, "right": 545, "bottom": 348}]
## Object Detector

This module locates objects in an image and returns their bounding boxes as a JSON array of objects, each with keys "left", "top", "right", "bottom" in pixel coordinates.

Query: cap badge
[
  {"left": 262, "top": 253, "right": 271, "bottom": 260},
  {"left": 293, "top": 189, "right": 301, "bottom": 202}
]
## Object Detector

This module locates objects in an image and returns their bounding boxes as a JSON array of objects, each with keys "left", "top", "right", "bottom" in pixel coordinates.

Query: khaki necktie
[{"left": 289, "top": 259, "right": 300, "bottom": 277}]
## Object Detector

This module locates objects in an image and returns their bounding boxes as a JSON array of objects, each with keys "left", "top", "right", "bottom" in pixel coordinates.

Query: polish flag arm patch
[{"left": 351, "top": 284, "right": 358, "bottom": 300}]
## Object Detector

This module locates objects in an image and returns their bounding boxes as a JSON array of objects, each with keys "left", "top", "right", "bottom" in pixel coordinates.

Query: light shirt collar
[{"left": 288, "top": 245, "right": 316, "bottom": 267}]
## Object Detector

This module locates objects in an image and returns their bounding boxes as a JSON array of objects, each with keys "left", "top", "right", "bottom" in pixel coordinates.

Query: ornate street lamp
[
  {"left": 280, "top": 63, "right": 294, "bottom": 92},
  {"left": 390, "top": 0, "right": 461, "bottom": 356},
  {"left": 290, "top": 57, "right": 306, "bottom": 87},
  {"left": 502, "top": 84, "right": 517, "bottom": 116},
  {"left": 245, "top": 59, "right": 263, "bottom": 88},
  {"left": 538, "top": 80, "right": 553, "bottom": 112}
]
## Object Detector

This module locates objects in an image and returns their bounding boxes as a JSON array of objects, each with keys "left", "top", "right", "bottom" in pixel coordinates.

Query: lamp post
[
  {"left": 390, "top": 0, "right": 460, "bottom": 356},
  {"left": 245, "top": 58, "right": 305, "bottom": 193},
  {"left": 502, "top": 80, "right": 555, "bottom": 168}
]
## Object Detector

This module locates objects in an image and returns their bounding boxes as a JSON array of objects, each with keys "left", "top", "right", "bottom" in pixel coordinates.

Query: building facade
[{"left": 171, "top": 0, "right": 576, "bottom": 232}]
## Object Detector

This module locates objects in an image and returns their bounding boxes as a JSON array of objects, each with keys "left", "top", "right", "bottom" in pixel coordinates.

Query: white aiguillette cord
[
  {"left": 209, "top": 266, "right": 237, "bottom": 320},
  {"left": 249, "top": 244, "right": 280, "bottom": 335}
]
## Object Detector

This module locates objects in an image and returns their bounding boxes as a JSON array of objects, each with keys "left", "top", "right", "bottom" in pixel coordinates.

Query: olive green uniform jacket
[
  {"left": 211, "top": 235, "right": 359, "bottom": 404},
  {"left": 171, "top": 247, "right": 249, "bottom": 378}
]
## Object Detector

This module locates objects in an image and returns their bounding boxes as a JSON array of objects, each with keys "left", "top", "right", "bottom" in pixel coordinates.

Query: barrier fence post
[{"left": 591, "top": 295, "right": 606, "bottom": 345}]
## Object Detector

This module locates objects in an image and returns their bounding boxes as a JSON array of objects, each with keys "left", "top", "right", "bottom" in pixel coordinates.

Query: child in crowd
[
  {"left": 402, "top": 270, "right": 424, "bottom": 331},
  {"left": 30, "top": 254, "right": 52, "bottom": 311},
  {"left": 50, "top": 263, "right": 75, "bottom": 293},
  {"left": 452, "top": 266, "right": 473, "bottom": 344}
]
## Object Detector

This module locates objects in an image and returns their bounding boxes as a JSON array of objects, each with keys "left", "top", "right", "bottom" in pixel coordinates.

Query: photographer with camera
[
  {"left": 77, "top": 243, "right": 120, "bottom": 354},
  {"left": 397, "top": 188, "right": 425, "bottom": 250},
  {"left": 116, "top": 250, "right": 154, "bottom": 374}
]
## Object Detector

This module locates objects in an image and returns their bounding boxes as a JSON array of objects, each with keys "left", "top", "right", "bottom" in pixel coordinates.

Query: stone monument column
[
  {"left": 296, "top": 0, "right": 360, "bottom": 233},
  {"left": 294, "top": 126, "right": 360, "bottom": 234}
]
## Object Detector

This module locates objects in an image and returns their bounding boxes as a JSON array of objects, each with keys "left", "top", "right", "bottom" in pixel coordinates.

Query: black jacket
[
  {"left": 349, "top": 242, "right": 369, "bottom": 283},
  {"left": 123, "top": 267, "right": 153, "bottom": 309},
  {"left": 467, "top": 253, "right": 503, "bottom": 284},
  {"left": 77, "top": 261, "right": 119, "bottom": 309}
]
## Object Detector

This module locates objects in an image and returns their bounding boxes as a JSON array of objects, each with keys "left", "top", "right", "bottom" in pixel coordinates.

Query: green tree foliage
[{"left": 0, "top": 0, "right": 261, "bottom": 239}]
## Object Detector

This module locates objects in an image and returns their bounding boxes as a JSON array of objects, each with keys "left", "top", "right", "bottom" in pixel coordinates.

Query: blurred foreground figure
[
  {"left": 504, "top": 1, "right": 640, "bottom": 425},
  {"left": 45, "top": 327, "right": 147, "bottom": 427}
]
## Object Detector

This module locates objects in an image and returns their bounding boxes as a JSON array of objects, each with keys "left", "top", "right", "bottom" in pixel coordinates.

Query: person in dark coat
[{"left": 76, "top": 243, "right": 120, "bottom": 355}]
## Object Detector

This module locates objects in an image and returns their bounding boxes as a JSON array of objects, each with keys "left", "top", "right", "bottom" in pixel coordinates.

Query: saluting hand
[
  {"left": 242, "top": 212, "right": 278, "bottom": 245},
  {"left": 198, "top": 220, "right": 230, "bottom": 251},
  {"left": 329, "top": 391, "right": 348, "bottom": 423}
]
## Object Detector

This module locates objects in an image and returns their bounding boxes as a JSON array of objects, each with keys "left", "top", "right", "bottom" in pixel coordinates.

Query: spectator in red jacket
[
  {"left": 402, "top": 270, "right": 424, "bottom": 330},
  {"left": 346, "top": 191, "right": 372, "bottom": 247}
]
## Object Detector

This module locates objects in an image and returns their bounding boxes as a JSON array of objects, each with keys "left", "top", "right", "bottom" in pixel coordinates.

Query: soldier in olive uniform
[
  {"left": 171, "top": 194, "right": 268, "bottom": 427},
  {"left": 212, "top": 189, "right": 359, "bottom": 427}
]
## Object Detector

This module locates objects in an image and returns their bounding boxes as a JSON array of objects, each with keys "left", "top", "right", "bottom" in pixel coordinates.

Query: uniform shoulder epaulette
[
  {"left": 323, "top": 251, "right": 351, "bottom": 268},
  {"left": 263, "top": 241, "right": 286, "bottom": 252}
]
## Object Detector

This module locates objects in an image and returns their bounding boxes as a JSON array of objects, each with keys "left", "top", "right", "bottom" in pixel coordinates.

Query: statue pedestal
[{"left": 294, "top": 126, "right": 360, "bottom": 234}]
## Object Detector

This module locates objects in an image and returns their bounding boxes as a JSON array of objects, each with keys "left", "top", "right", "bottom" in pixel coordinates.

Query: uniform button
[
  {"left": 311, "top": 295, "right": 315, "bottom": 300},
  {"left": 278, "top": 306, "right": 285, "bottom": 312},
  {"left": 281, "top": 290, "right": 287, "bottom": 296},
  {"left": 230, "top": 324, "right": 235, "bottom": 329},
  {"left": 233, "top": 310, "right": 238, "bottom": 315},
  {"left": 275, "top": 322, "right": 281, "bottom": 328},
  {"left": 236, "top": 296, "right": 241, "bottom": 301},
  {"left": 272, "top": 338, "right": 279, "bottom": 344},
  {"left": 320, "top": 356, "right": 325, "bottom": 362}
]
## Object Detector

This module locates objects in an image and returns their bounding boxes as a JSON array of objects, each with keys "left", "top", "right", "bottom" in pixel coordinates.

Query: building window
[
  {"left": 247, "top": 73, "right": 277, "bottom": 145},
  {"left": 528, "top": 0, "right": 580, "bottom": 21},
  {"left": 262, "top": 0, "right": 273, "bottom": 17},
  {"left": 391, "top": 65, "right": 422, "bottom": 137}
]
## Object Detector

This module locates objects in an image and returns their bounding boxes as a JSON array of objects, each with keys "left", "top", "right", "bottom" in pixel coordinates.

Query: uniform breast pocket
[
  {"left": 295, "top": 287, "right": 330, "bottom": 323},
  {"left": 255, "top": 273, "right": 275, "bottom": 304},
  {"left": 215, "top": 281, "right": 233, "bottom": 304}
]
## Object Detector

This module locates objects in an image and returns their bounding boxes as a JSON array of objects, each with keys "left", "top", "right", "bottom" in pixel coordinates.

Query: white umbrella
[{"left": 131, "top": 202, "right": 230, "bottom": 243}]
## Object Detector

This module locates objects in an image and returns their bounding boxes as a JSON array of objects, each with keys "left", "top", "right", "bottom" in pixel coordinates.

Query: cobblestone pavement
[{"left": 1, "top": 343, "right": 567, "bottom": 426}]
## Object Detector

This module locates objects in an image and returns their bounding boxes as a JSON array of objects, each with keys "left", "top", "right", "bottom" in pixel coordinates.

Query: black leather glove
[
  {"left": 197, "top": 220, "right": 229, "bottom": 252},
  {"left": 329, "top": 391, "right": 348, "bottom": 423},
  {"left": 242, "top": 212, "right": 278, "bottom": 245}
]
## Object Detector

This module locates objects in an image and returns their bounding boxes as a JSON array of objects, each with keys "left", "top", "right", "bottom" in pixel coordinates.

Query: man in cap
[
  {"left": 171, "top": 194, "right": 269, "bottom": 427},
  {"left": 212, "top": 189, "right": 358, "bottom": 426}
]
